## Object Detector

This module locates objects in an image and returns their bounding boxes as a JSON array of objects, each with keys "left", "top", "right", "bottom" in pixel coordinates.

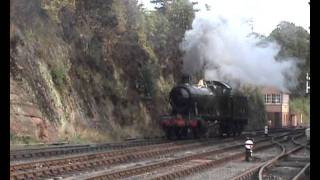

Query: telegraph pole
[
  {"left": 306, "top": 3, "right": 310, "bottom": 95},
  {"left": 306, "top": 72, "right": 310, "bottom": 94}
]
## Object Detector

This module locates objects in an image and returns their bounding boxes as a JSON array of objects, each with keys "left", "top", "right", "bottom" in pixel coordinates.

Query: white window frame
[
  {"left": 265, "top": 94, "right": 272, "bottom": 104},
  {"left": 274, "top": 94, "right": 281, "bottom": 104}
]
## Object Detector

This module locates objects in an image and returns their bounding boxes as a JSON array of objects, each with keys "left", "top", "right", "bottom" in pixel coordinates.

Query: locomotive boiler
[{"left": 160, "top": 80, "right": 248, "bottom": 139}]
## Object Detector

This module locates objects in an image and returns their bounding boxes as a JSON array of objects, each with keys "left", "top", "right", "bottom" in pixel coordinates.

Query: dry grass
[{"left": 57, "top": 121, "right": 114, "bottom": 143}]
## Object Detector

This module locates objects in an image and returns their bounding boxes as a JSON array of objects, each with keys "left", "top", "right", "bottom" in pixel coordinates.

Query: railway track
[
  {"left": 66, "top": 132, "right": 296, "bottom": 180},
  {"left": 10, "top": 128, "right": 302, "bottom": 180},
  {"left": 10, "top": 128, "right": 295, "bottom": 162},
  {"left": 10, "top": 136, "right": 272, "bottom": 179},
  {"left": 11, "top": 135, "right": 260, "bottom": 180},
  {"left": 258, "top": 134, "right": 310, "bottom": 180},
  {"left": 10, "top": 138, "right": 168, "bottom": 161},
  {"left": 230, "top": 132, "right": 309, "bottom": 180}
]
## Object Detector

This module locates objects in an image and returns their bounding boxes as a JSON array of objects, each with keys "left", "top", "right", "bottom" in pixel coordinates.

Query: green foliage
[
  {"left": 10, "top": 132, "right": 40, "bottom": 144},
  {"left": 119, "top": 0, "right": 195, "bottom": 98},
  {"left": 51, "top": 64, "right": 67, "bottom": 89},
  {"left": 269, "top": 22, "right": 309, "bottom": 59},
  {"left": 135, "top": 26, "right": 158, "bottom": 63},
  {"left": 145, "top": 11, "right": 170, "bottom": 52},
  {"left": 124, "top": 0, "right": 145, "bottom": 30},
  {"left": 111, "top": 1, "right": 128, "bottom": 31},
  {"left": 139, "top": 63, "right": 159, "bottom": 98},
  {"left": 148, "top": 0, "right": 195, "bottom": 53},
  {"left": 84, "top": 0, "right": 117, "bottom": 27},
  {"left": 88, "top": 34, "right": 103, "bottom": 67},
  {"left": 290, "top": 96, "right": 310, "bottom": 124},
  {"left": 268, "top": 21, "right": 310, "bottom": 96},
  {"left": 41, "top": 0, "right": 75, "bottom": 23},
  {"left": 166, "top": 0, "right": 195, "bottom": 34},
  {"left": 11, "top": 0, "right": 199, "bottom": 142}
]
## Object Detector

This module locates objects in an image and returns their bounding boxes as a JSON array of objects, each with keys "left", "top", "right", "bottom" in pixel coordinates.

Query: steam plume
[{"left": 180, "top": 12, "right": 298, "bottom": 91}]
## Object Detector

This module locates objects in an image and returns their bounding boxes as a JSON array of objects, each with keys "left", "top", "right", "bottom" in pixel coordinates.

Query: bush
[
  {"left": 10, "top": 132, "right": 39, "bottom": 145},
  {"left": 139, "top": 63, "right": 159, "bottom": 98},
  {"left": 290, "top": 96, "right": 310, "bottom": 125},
  {"left": 51, "top": 64, "right": 67, "bottom": 89}
]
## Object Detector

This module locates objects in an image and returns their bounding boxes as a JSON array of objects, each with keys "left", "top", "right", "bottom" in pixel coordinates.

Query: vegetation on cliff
[{"left": 10, "top": 0, "right": 195, "bottom": 144}]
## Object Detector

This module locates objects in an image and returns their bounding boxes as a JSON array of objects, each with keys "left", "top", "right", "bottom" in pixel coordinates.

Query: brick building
[{"left": 260, "top": 87, "right": 290, "bottom": 128}]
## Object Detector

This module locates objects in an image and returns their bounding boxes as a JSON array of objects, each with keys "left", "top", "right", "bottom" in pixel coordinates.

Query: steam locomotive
[{"left": 160, "top": 80, "right": 248, "bottom": 139}]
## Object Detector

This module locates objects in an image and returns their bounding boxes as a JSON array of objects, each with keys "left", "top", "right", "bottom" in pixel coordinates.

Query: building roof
[{"left": 260, "top": 86, "right": 290, "bottom": 94}]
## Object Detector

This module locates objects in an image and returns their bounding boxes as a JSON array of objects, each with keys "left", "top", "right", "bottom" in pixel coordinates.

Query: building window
[
  {"left": 272, "top": 94, "right": 281, "bottom": 104},
  {"left": 265, "top": 94, "right": 281, "bottom": 104},
  {"left": 265, "top": 94, "right": 272, "bottom": 104}
]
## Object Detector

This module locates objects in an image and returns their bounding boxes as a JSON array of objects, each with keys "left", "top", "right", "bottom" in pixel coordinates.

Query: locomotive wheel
[
  {"left": 233, "top": 131, "right": 237, "bottom": 137},
  {"left": 213, "top": 123, "right": 221, "bottom": 137},
  {"left": 165, "top": 128, "right": 171, "bottom": 139},
  {"left": 206, "top": 123, "right": 219, "bottom": 138},
  {"left": 220, "top": 124, "right": 227, "bottom": 137},
  {"left": 222, "top": 126, "right": 232, "bottom": 137},
  {"left": 226, "top": 131, "right": 232, "bottom": 137},
  {"left": 192, "top": 127, "right": 200, "bottom": 139},
  {"left": 193, "top": 124, "right": 207, "bottom": 139},
  {"left": 227, "top": 127, "right": 235, "bottom": 137},
  {"left": 165, "top": 127, "right": 175, "bottom": 140},
  {"left": 175, "top": 127, "right": 183, "bottom": 139},
  {"left": 173, "top": 127, "right": 180, "bottom": 140},
  {"left": 171, "top": 127, "right": 188, "bottom": 140},
  {"left": 202, "top": 124, "right": 210, "bottom": 138},
  {"left": 181, "top": 127, "right": 188, "bottom": 139}
]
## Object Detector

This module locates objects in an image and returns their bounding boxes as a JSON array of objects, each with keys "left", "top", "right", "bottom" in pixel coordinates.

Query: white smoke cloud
[{"left": 180, "top": 11, "right": 299, "bottom": 91}]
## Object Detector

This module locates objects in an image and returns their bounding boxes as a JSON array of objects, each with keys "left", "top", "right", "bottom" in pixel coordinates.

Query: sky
[{"left": 138, "top": 0, "right": 310, "bottom": 36}]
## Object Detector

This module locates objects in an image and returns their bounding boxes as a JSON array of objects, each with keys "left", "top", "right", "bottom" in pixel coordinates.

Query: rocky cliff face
[{"left": 10, "top": 0, "right": 179, "bottom": 144}]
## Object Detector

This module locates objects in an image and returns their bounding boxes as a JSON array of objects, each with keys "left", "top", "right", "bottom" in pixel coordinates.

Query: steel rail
[
  {"left": 11, "top": 136, "right": 253, "bottom": 179},
  {"left": 291, "top": 134, "right": 310, "bottom": 180},
  {"left": 292, "top": 162, "right": 310, "bottom": 180},
  {"left": 258, "top": 133, "right": 306, "bottom": 180},
  {"left": 10, "top": 130, "right": 296, "bottom": 180},
  {"left": 84, "top": 134, "right": 294, "bottom": 180},
  {"left": 10, "top": 138, "right": 169, "bottom": 161},
  {"left": 11, "top": 128, "right": 298, "bottom": 161},
  {"left": 231, "top": 133, "right": 305, "bottom": 180}
]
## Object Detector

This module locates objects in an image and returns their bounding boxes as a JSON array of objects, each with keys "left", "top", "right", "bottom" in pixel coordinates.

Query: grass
[
  {"left": 57, "top": 120, "right": 115, "bottom": 143},
  {"left": 10, "top": 132, "right": 40, "bottom": 145},
  {"left": 51, "top": 64, "right": 67, "bottom": 90}
]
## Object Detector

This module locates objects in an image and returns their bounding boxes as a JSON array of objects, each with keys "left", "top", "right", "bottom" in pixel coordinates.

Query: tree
[
  {"left": 149, "top": 0, "right": 195, "bottom": 42},
  {"left": 268, "top": 21, "right": 310, "bottom": 96},
  {"left": 146, "top": 0, "right": 195, "bottom": 82}
]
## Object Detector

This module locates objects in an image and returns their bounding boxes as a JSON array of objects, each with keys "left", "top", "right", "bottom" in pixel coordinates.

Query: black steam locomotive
[{"left": 160, "top": 80, "right": 248, "bottom": 139}]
